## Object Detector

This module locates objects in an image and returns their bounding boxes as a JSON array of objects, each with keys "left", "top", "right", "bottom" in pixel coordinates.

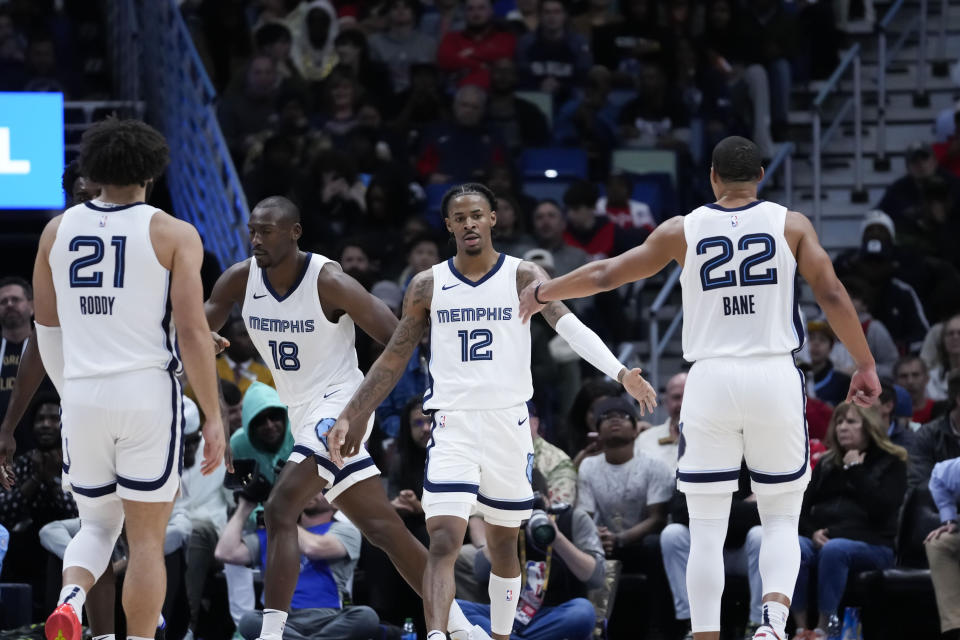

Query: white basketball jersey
[
  {"left": 679, "top": 200, "right": 803, "bottom": 361},
  {"left": 423, "top": 254, "right": 532, "bottom": 411},
  {"left": 50, "top": 200, "right": 179, "bottom": 379},
  {"left": 242, "top": 253, "right": 363, "bottom": 408}
]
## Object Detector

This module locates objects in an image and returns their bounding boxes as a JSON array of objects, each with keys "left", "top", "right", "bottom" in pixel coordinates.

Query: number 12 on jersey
[{"left": 457, "top": 329, "right": 493, "bottom": 361}]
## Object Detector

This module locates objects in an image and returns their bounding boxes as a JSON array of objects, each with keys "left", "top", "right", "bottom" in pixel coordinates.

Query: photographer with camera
[
  {"left": 455, "top": 470, "right": 604, "bottom": 640},
  {"left": 214, "top": 491, "right": 380, "bottom": 640},
  {"left": 229, "top": 382, "right": 295, "bottom": 490}
]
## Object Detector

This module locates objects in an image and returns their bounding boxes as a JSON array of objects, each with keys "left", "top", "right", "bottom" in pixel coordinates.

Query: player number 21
[{"left": 457, "top": 329, "right": 493, "bottom": 362}]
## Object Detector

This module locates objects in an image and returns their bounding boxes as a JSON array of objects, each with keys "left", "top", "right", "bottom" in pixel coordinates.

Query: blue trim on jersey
[
  {"left": 422, "top": 415, "right": 480, "bottom": 494},
  {"left": 704, "top": 200, "right": 765, "bottom": 212},
  {"left": 791, "top": 274, "right": 804, "bottom": 352},
  {"left": 83, "top": 201, "right": 147, "bottom": 212},
  {"left": 676, "top": 468, "right": 741, "bottom": 483},
  {"left": 116, "top": 370, "right": 183, "bottom": 491},
  {"left": 477, "top": 493, "right": 535, "bottom": 511},
  {"left": 421, "top": 323, "right": 436, "bottom": 409},
  {"left": 749, "top": 364, "right": 810, "bottom": 484},
  {"left": 311, "top": 453, "right": 377, "bottom": 487},
  {"left": 447, "top": 253, "right": 506, "bottom": 288},
  {"left": 292, "top": 444, "right": 317, "bottom": 458},
  {"left": 161, "top": 273, "right": 180, "bottom": 372},
  {"left": 70, "top": 481, "right": 118, "bottom": 497},
  {"left": 262, "top": 253, "right": 313, "bottom": 302}
]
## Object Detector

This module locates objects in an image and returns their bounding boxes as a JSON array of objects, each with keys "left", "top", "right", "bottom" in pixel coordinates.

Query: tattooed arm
[
  {"left": 326, "top": 270, "right": 433, "bottom": 464},
  {"left": 518, "top": 261, "right": 657, "bottom": 414}
]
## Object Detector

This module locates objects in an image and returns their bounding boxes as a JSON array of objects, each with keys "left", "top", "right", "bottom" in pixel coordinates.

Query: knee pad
[
  {"left": 686, "top": 493, "right": 732, "bottom": 632},
  {"left": 756, "top": 491, "right": 803, "bottom": 600},
  {"left": 63, "top": 497, "right": 125, "bottom": 579}
]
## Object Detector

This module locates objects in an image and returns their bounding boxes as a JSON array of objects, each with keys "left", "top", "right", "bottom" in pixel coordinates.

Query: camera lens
[{"left": 526, "top": 510, "right": 555, "bottom": 547}]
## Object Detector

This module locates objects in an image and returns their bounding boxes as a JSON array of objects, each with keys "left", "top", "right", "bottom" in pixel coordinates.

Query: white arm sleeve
[
  {"left": 34, "top": 323, "right": 64, "bottom": 394},
  {"left": 554, "top": 313, "right": 624, "bottom": 382}
]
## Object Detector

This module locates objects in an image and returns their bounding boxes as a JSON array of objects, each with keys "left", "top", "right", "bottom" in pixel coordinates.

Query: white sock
[
  {"left": 761, "top": 600, "right": 789, "bottom": 636},
  {"left": 427, "top": 631, "right": 446, "bottom": 640},
  {"left": 259, "top": 608, "right": 288, "bottom": 640},
  {"left": 93, "top": 635, "right": 115, "bottom": 640},
  {"left": 488, "top": 573, "right": 521, "bottom": 636},
  {"left": 129, "top": 636, "right": 154, "bottom": 640},
  {"left": 448, "top": 599, "right": 471, "bottom": 635},
  {"left": 58, "top": 584, "right": 86, "bottom": 617}
]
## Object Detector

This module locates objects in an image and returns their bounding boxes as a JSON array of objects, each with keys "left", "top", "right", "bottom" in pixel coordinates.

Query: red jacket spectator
[{"left": 436, "top": 0, "right": 516, "bottom": 88}]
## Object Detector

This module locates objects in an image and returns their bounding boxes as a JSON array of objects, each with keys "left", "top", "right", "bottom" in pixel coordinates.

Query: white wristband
[
  {"left": 554, "top": 313, "right": 624, "bottom": 381},
  {"left": 35, "top": 323, "right": 65, "bottom": 394}
]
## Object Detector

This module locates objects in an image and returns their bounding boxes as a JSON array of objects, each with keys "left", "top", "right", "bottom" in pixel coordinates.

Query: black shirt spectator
[
  {"left": 592, "top": 0, "right": 664, "bottom": 83},
  {"left": 907, "top": 372, "right": 960, "bottom": 489},
  {"left": 486, "top": 57, "right": 551, "bottom": 153},
  {"left": 516, "top": 0, "right": 592, "bottom": 103},
  {"left": 878, "top": 142, "right": 960, "bottom": 234},
  {"left": 218, "top": 55, "right": 280, "bottom": 163}
]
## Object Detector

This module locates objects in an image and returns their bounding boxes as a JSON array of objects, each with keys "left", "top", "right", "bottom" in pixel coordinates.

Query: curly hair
[
  {"left": 79, "top": 117, "right": 170, "bottom": 186},
  {"left": 440, "top": 182, "right": 498, "bottom": 218}
]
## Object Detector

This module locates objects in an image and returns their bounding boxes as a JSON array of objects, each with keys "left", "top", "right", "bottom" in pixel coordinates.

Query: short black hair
[
  {"left": 62, "top": 160, "right": 82, "bottom": 200},
  {"left": 534, "top": 198, "right": 563, "bottom": 212},
  {"left": 441, "top": 182, "right": 498, "bottom": 218},
  {"left": 255, "top": 21, "right": 292, "bottom": 48},
  {"left": 711, "top": 136, "right": 763, "bottom": 183},
  {"left": 879, "top": 380, "right": 896, "bottom": 405},
  {"left": 79, "top": 117, "right": 170, "bottom": 186},
  {"left": 0, "top": 276, "right": 32, "bottom": 300},
  {"left": 563, "top": 180, "right": 599, "bottom": 209},
  {"left": 253, "top": 195, "right": 301, "bottom": 224},
  {"left": 894, "top": 354, "right": 927, "bottom": 377}
]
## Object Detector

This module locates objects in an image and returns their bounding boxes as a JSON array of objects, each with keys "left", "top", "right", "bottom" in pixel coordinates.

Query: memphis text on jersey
[
  {"left": 435, "top": 306, "right": 513, "bottom": 324},
  {"left": 248, "top": 316, "right": 316, "bottom": 333}
]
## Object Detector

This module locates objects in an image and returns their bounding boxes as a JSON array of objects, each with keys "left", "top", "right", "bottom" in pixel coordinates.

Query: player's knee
[
  {"left": 427, "top": 526, "right": 463, "bottom": 558},
  {"left": 484, "top": 531, "right": 519, "bottom": 562},
  {"left": 263, "top": 492, "right": 298, "bottom": 530}
]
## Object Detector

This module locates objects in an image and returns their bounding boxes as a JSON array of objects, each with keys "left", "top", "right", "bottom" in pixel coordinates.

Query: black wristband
[{"left": 534, "top": 282, "right": 547, "bottom": 305}]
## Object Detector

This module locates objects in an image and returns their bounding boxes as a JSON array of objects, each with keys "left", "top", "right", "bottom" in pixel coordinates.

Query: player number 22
[
  {"left": 457, "top": 329, "right": 493, "bottom": 362},
  {"left": 697, "top": 233, "right": 778, "bottom": 291},
  {"left": 268, "top": 340, "right": 300, "bottom": 371}
]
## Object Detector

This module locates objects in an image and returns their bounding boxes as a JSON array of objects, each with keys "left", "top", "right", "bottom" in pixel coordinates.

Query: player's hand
[
  {"left": 518, "top": 280, "right": 546, "bottom": 324},
  {"left": 812, "top": 528, "right": 830, "bottom": 549},
  {"left": 325, "top": 416, "right": 364, "bottom": 467},
  {"left": 200, "top": 417, "right": 226, "bottom": 475},
  {"left": 925, "top": 521, "right": 958, "bottom": 543},
  {"left": 621, "top": 368, "right": 657, "bottom": 415},
  {"left": 212, "top": 332, "right": 230, "bottom": 355},
  {"left": 398, "top": 489, "right": 424, "bottom": 514},
  {"left": 847, "top": 365, "right": 880, "bottom": 407},
  {"left": 0, "top": 431, "right": 17, "bottom": 489}
]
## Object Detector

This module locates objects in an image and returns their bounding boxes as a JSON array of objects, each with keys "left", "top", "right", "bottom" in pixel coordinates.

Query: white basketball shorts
[
  {"left": 421, "top": 402, "right": 535, "bottom": 527},
  {"left": 61, "top": 368, "right": 184, "bottom": 504},
  {"left": 676, "top": 354, "right": 811, "bottom": 496},
  {"left": 286, "top": 382, "right": 378, "bottom": 503}
]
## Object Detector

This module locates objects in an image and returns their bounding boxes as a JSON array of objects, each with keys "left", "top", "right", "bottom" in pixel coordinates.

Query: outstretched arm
[
  {"left": 317, "top": 263, "right": 398, "bottom": 346},
  {"left": 517, "top": 262, "right": 657, "bottom": 414},
  {"left": 205, "top": 260, "right": 249, "bottom": 333},
  {"left": 788, "top": 211, "right": 878, "bottom": 406},
  {"left": 326, "top": 270, "right": 433, "bottom": 465},
  {"left": 519, "top": 216, "right": 685, "bottom": 322}
]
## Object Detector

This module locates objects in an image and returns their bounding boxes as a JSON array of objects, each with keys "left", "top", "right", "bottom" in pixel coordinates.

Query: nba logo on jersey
[
  {"left": 98, "top": 215, "right": 107, "bottom": 227},
  {"left": 438, "top": 414, "right": 446, "bottom": 428},
  {"left": 505, "top": 589, "right": 513, "bottom": 601},
  {"left": 730, "top": 214, "right": 740, "bottom": 227}
]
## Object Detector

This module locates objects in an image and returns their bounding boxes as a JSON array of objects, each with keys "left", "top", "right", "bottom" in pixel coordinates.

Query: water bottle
[
  {"left": 826, "top": 613, "right": 842, "bottom": 639},
  {"left": 401, "top": 617, "right": 417, "bottom": 640}
]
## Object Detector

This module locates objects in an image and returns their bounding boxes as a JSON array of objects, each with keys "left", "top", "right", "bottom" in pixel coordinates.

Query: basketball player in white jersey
[
  {"left": 30, "top": 118, "right": 226, "bottom": 640},
  {"left": 326, "top": 183, "right": 656, "bottom": 640},
  {"left": 204, "top": 196, "right": 500, "bottom": 640},
  {"left": 518, "top": 137, "right": 881, "bottom": 640}
]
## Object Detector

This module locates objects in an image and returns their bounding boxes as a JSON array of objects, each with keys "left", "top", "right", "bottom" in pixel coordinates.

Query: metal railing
[
  {"left": 874, "top": 0, "right": 923, "bottom": 169},
  {"left": 811, "top": 44, "right": 864, "bottom": 234},
  {"left": 645, "top": 143, "right": 795, "bottom": 391},
  {"left": 105, "top": 0, "right": 250, "bottom": 268}
]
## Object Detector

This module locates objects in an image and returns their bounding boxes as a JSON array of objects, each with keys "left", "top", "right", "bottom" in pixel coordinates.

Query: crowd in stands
[{"left": 2, "top": 0, "right": 960, "bottom": 639}]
